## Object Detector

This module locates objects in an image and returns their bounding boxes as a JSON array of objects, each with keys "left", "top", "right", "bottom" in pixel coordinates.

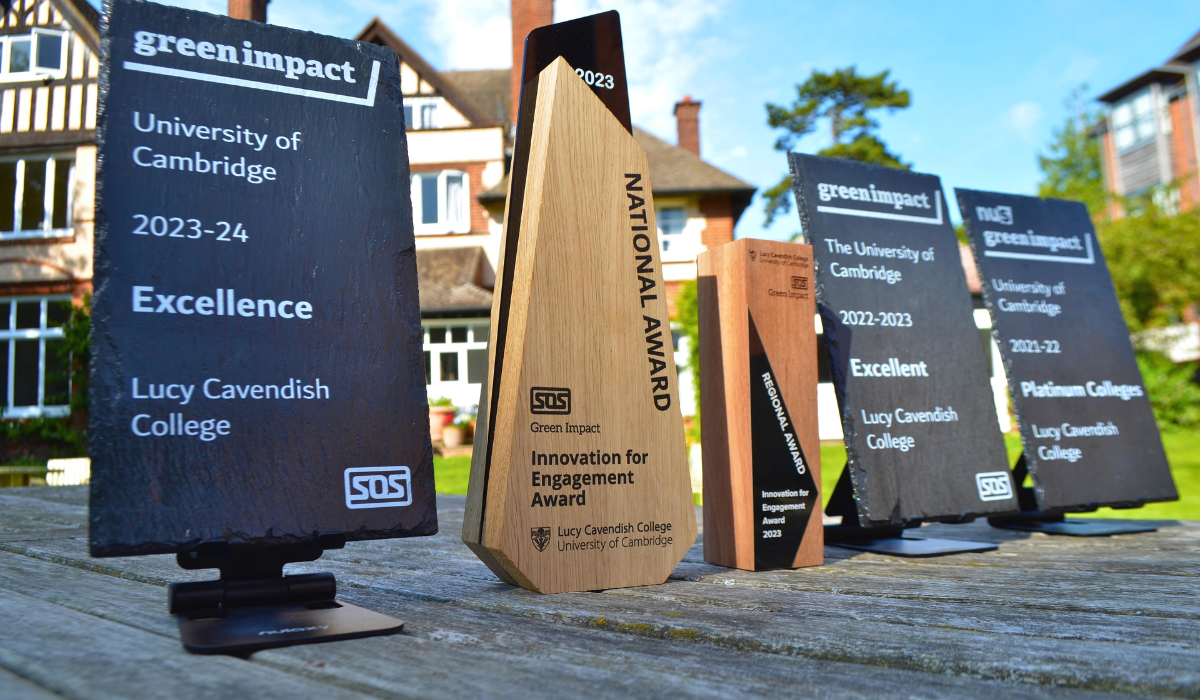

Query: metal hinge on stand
[
  {"left": 823, "top": 465, "right": 999, "bottom": 557},
  {"left": 986, "top": 454, "right": 1157, "bottom": 537},
  {"left": 169, "top": 536, "right": 404, "bottom": 655}
]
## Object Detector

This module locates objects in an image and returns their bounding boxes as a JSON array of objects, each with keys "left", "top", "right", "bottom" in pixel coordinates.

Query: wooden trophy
[
  {"left": 697, "top": 239, "right": 822, "bottom": 570},
  {"left": 462, "top": 12, "right": 696, "bottom": 594}
]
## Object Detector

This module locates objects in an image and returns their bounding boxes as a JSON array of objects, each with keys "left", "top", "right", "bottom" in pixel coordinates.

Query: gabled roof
[
  {"left": 417, "top": 247, "right": 493, "bottom": 315},
  {"left": 1172, "top": 28, "right": 1200, "bottom": 64},
  {"left": 441, "top": 69, "right": 512, "bottom": 130},
  {"left": 52, "top": 0, "right": 99, "bottom": 53},
  {"left": 1096, "top": 65, "right": 1189, "bottom": 104},
  {"left": 355, "top": 18, "right": 501, "bottom": 128},
  {"left": 479, "top": 126, "right": 757, "bottom": 222}
]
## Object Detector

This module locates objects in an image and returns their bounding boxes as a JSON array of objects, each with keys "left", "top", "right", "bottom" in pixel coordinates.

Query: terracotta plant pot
[
  {"left": 429, "top": 406, "right": 456, "bottom": 442},
  {"left": 443, "top": 425, "right": 465, "bottom": 448}
]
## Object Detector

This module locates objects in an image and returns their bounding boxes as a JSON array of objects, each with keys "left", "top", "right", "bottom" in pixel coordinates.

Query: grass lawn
[{"left": 435, "top": 429, "right": 1200, "bottom": 521}]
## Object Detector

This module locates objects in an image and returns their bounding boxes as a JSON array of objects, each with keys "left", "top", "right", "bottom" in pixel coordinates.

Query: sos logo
[
  {"left": 344, "top": 466, "right": 412, "bottom": 509},
  {"left": 975, "top": 471, "right": 1013, "bottom": 502},
  {"left": 530, "top": 386, "right": 571, "bottom": 415}
]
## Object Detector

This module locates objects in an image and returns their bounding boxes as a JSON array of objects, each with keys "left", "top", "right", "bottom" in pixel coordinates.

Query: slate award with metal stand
[
  {"left": 696, "top": 239, "right": 822, "bottom": 570},
  {"left": 90, "top": 1, "right": 436, "bottom": 654},
  {"left": 462, "top": 11, "right": 697, "bottom": 593},
  {"left": 789, "top": 154, "right": 1019, "bottom": 556},
  {"left": 956, "top": 189, "right": 1177, "bottom": 536}
]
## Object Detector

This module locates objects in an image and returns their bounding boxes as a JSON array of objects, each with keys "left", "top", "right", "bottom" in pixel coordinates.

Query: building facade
[
  {"left": 1095, "top": 28, "right": 1200, "bottom": 212},
  {"left": 357, "top": 1, "right": 755, "bottom": 416},
  {"left": 0, "top": 0, "right": 98, "bottom": 421}
]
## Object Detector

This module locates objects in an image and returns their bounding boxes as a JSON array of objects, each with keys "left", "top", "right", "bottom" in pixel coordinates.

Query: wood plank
[
  {"left": 0, "top": 667, "right": 65, "bottom": 700},
  {"left": 6, "top": 526, "right": 1198, "bottom": 697},
  {"left": 0, "top": 588, "right": 374, "bottom": 700},
  {"left": 0, "top": 550, "right": 1144, "bottom": 700}
]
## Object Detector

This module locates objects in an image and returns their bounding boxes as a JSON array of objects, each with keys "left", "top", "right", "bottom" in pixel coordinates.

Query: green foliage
[
  {"left": 2, "top": 295, "right": 90, "bottom": 460},
  {"left": 1037, "top": 86, "right": 1106, "bottom": 216},
  {"left": 1097, "top": 205, "right": 1200, "bottom": 334},
  {"left": 428, "top": 395, "right": 454, "bottom": 407},
  {"left": 763, "top": 66, "right": 912, "bottom": 225},
  {"left": 1137, "top": 352, "right": 1200, "bottom": 430},
  {"left": 673, "top": 279, "right": 701, "bottom": 445}
]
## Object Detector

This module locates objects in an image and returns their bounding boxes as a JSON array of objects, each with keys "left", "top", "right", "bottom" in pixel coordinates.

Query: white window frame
[
  {"left": 423, "top": 320, "right": 489, "bottom": 408},
  {"left": 0, "top": 28, "right": 69, "bottom": 82},
  {"left": 2, "top": 294, "right": 71, "bottom": 419},
  {"left": 403, "top": 97, "right": 441, "bottom": 130},
  {"left": 412, "top": 169, "right": 470, "bottom": 235},
  {"left": 656, "top": 206, "right": 701, "bottom": 263},
  {"left": 1111, "top": 88, "right": 1160, "bottom": 153},
  {"left": 0, "top": 152, "right": 76, "bottom": 241}
]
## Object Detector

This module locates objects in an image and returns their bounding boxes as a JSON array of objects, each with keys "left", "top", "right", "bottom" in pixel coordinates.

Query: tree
[
  {"left": 1037, "top": 85, "right": 1106, "bottom": 215},
  {"left": 762, "top": 67, "right": 912, "bottom": 226},
  {"left": 673, "top": 280, "right": 701, "bottom": 446}
]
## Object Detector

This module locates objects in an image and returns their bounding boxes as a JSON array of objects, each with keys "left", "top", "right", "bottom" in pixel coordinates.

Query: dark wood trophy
[
  {"left": 462, "top": 11, "right": 697, "bottom": 593},
  {"left": 696, "top": 239, "right": 823, "bottom": 570}
]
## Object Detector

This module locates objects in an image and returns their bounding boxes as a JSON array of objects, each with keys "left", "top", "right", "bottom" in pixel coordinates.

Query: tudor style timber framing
[{"left": 0, "top": 0, "right": 99, "bottom": 423}]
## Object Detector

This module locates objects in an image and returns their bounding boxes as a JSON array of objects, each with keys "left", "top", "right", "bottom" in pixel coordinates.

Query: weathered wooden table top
[{"left": 0, "top": 486, "right": 1196, "bottom": 699}]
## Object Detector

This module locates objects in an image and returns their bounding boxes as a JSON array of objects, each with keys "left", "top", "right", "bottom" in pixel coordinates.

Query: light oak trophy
[
  {"left": 462, "top": 12, "right": 696, "bottom": 593},
  {"left": 697, "top": 240, "right": 822, "bottom": 570}
]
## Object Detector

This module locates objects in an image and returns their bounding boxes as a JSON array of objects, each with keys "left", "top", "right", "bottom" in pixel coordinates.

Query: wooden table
[{"left": 1, "top": 486, "right": 1196, "bottom": 699}]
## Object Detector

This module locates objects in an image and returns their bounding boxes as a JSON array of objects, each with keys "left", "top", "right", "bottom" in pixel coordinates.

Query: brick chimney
[
  {"left": 675, "top": 96, "right": 701, "bottom": 157},
  {"left": 228, "top": 0, "right": 268, "bottom": 22},
  {"left": 511, "top": 0, "right": 554, "bottom": 126}
]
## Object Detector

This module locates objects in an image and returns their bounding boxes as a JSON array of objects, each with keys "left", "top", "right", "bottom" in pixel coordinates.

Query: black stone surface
[
  {"left": 788, "top": 154, "right": 1015, "bottom": 526},
  {"left": 748, "top": 313, "right": 818, "bottom": 569},
  {"left": 955, "top": 189, "right": 1177, "bottom": 512},
  {"left": 89, "top": 0, "right": 436, "bottom": 556}
]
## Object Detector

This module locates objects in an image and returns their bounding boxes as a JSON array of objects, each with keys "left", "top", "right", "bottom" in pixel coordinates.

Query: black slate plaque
[
  {"left": 955, "top": 189, "right": 1177, "bottom": 512},
  {"left": 789, "top": 154, "right": 1015, "bottom": 526},
  {"left": 89, "top": 0, "right": 436, "bottom": 556}
]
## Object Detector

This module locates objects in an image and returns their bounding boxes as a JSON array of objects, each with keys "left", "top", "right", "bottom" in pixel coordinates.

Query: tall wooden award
[
  {"left": 697, "top": 239, "right": 823, "bottom": 570},
  {"left": 462, "top": 12, "right": 696, "bottom": 594}
]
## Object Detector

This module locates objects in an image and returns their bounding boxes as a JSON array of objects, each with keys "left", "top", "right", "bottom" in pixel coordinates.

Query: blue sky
[{"left": 126, "top": 0, "right": 1200, "bottom": 240}]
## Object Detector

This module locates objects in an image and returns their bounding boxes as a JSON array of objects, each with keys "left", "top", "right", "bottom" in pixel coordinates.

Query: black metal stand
[
  {"left": 823, "top": 466, "right": 998, "bottom": 557},
  {"left": 987, "top": 453, "right": 1157, "bottom": 537},
  {"left": 169, "top": 536, "right": 404, "bottom": 655}
]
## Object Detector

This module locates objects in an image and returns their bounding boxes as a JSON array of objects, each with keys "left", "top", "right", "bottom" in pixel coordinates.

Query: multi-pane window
[
  {"left": 1, "top": 296, "right": 71, "bottom": 419},
  {"left": 657, "top": 206, "right": 700, "bottom": 262},
  {"left": 412, "top": 170, "right": 469, "bottom": 234},
  {"left": 1111, "top": 89, "right": 1159, "bottom": 152},
  {"left": 403, "top": 98, "right": 439, "bottom": 130},
  {"left": 424, "top": 322, "right": 489, "bottom": 406},
  {"left": 0, "top": 154, "right": 75, "bottom": 240},
  {"left": 0, "top": 29, "right": 67, "bottom": 81}
]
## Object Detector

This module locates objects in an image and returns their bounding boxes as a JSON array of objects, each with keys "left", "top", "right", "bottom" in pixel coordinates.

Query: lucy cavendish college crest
[{"left": 531, "top": 527, "right": 552, "bottom": 552}]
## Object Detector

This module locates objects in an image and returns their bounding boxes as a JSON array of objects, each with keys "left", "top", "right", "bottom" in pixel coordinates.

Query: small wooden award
[
  {"left": 462, "top": 13, "right": 696, "bottom": 594},
  {"left": 697, "top": 239, "right": 822, "bottom": 570}
]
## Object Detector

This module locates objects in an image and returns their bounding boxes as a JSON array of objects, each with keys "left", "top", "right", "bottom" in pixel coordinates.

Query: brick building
[
  {"left": 358, "top": 0, "right": 755, "bottom": 414},
  {"left": 1095, "top": 28, "right": 1200, "bottom": 212}
]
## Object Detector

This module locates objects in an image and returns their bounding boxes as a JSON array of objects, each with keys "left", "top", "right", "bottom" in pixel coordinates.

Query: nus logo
[
  {"left": 344, "top": 466, "right": 412, "bottom": 509},
  {"left": 792, "top": 276, "right": 808, "bottom": 290},
  {"left": 975, "top": 205, "right": 1013, "bottom": 225},
  {"left": 530, "top": 387, "right": 571, "bottom": 415},
  {"left": 975, "top": 471, "right": 1013, "bottom": 501}
]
